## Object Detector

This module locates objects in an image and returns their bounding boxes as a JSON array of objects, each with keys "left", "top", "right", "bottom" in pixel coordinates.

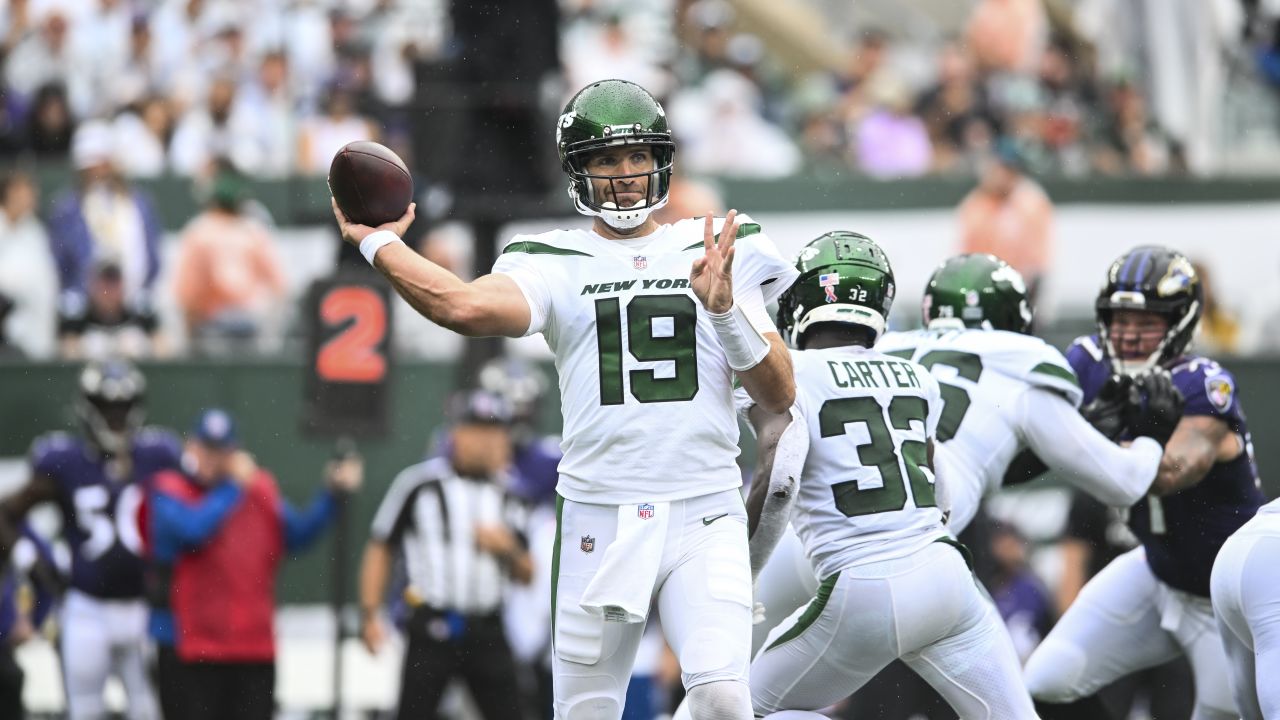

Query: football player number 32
[
  {"left": 317, "top": 286, "right": 388, "bottom": 383},
  {"left": 819, "top": 396, "right": 937, "bottom": 517},
  {"left": 595, "top": 295, "right": 699, "bottom": 404}
]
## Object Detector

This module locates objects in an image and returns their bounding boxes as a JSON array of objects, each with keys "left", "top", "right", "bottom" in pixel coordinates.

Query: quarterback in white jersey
[
  {"left": 333, "top": 79, "right": 796, "bottom": 720},
  {"left": 741, "top": 233, "right": 1036, "bottom": 720}
]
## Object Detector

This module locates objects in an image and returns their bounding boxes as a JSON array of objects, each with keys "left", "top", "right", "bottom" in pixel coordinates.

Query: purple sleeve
[
  {"left": 1174, "top": 361, "right": 1246, "bottom": 432},
  {"left": 1064, "top": 337, "right": 1109, "bottom": 406},
  {"left": 29, "top": 436, "right": 71, "bottom": 482}
]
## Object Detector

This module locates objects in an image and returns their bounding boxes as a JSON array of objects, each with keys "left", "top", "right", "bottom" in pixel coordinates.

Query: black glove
[
  {"left": 1127, "top": 369, "right": 1185, "bottom": 446},
  {"left": 1081, "top": 374, "right": 1133, "bottom": 440}
]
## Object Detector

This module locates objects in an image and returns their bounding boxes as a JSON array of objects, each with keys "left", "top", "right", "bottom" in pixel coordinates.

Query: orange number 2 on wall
[{"left": 316, "top": 286, "right": 388, "bottom": 383}]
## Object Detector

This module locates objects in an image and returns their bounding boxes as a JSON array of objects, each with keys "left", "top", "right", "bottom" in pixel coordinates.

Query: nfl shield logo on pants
[
  {"left": 633, "top": 256, "right": 647, "bottom": 271},
  {"left": 580, "top": 535, "right": 595, "bottom": 553},
  {"left": 637, "top": 503, "right": 655, "bottom": 520}
]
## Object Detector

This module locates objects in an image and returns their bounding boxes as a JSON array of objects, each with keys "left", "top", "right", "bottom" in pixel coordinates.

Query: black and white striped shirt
[{"left": 370, "top": 457, "right": 529, "bottom": 614}]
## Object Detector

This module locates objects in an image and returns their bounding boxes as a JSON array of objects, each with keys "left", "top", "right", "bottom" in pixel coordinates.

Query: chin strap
[{"left": 568, "top": 181, "right": 669, "bottom": 230}]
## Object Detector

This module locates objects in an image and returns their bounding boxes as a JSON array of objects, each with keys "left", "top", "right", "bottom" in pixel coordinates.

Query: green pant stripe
[
  {"left": 766, "top": 572, "right": 840, "bottom": 652},
  {"left": 551, "top": 494, "right": 564, "bottom": 636},
  {"left": 933, "top": 535, "right": 975, "bottom": 572}
]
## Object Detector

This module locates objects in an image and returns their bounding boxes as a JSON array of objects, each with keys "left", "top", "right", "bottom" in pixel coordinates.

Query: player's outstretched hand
[
  {"left": 1128, "top": 369, "right": 1184, "bottom": 446},
  {"left": 331, "top": 197, "right": 416, "bottom": 246},
  {"left": 690, "top": 210, "right": 738, "bottom": 314},
  {"left": 1081, "top": 374, "right": 1134, "bottom": 439}
]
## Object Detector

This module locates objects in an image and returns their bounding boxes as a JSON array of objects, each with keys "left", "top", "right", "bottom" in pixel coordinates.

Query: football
[{"left": 328, "top": 141, "right": 413, "bottom": 226}]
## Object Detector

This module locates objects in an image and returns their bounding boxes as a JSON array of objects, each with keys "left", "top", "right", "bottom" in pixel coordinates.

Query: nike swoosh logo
[{"left": 703, "top": 513, "right": 730, "bottom": 526}]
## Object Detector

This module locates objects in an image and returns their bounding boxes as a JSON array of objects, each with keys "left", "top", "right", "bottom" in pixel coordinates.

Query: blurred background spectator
[
  {"left": 296, "top": 85, "right": 376, "bottom": 176},
  {"left": 170, "top": 75, "right": 261, "bottom": 177},
  {"left": 58, "top": 259, "right": 160, "bottom": 360},
  {"left": 49, "top": 121, "right": 162, "bottom": 308},
  {"left": 956, "top": 142, "right": 1054, "bottom": 303},
  {"left": 0, "top": 171, "right": 57, "bottom": 358},
  {"left": 853, "top": 77, "right": 933, "bottom": 178},
  {"left": 113, "top": 96, "right": 175, "bottom": 179},
  {"left": 26, "top": 83, "right": 74, "bottom": 160},
  {"left": 171, "top": 164, "right": 286, "bottom": 355}
]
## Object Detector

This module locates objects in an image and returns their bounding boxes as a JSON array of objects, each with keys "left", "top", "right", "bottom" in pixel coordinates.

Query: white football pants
[
  {"left": 552, "top": 489, "right": 753, "bottom": 720},
  {"left": 1210, "top": 514, "right": 1280, "bottom": 720},
  {"left": 1024, "top": 547, "right": 1236, "bottom": 720},
  {"left": 751, "top": 541, "right": 1036, "bottom": 719},
  {"left": 60, "top": 589, "right": 159, "bottom": 720}
]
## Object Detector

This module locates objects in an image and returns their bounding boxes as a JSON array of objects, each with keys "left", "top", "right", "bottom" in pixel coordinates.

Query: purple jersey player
[
  {"left": 1025, "top": 246, "right": 1264, "bottom": 720},
  {"left": 0, "top": 359, "right": 179, "bottom": 719}
]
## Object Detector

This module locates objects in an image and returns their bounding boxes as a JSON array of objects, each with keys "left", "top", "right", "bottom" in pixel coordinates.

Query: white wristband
[
  {"left": 359, "top": 230, "right": 404, "bottom": 266},
  {"left": 708, "top": 302, "right": 772, "bottom": 371}
]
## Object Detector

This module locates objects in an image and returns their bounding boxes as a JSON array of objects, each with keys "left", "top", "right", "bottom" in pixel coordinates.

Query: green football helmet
[
  {"left": 922, "top": 254, "right": 1033, "bottom": 333},
  {"left": 776, "top": 231, "right": 896, "bottom": 348},
  {"left": 557, "top": 79, "right": 675, "bottom": 230}
]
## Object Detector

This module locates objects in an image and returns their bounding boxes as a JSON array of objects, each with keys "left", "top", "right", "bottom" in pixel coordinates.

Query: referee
[{"left": 359, "top": 388, "right": 533, "bottom": 720}]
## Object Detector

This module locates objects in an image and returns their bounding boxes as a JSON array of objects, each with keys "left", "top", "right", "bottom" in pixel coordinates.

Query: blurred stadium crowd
[
  {"left": 3, "top": 0, "right": 1280, "bottom": 178},
  {"left": 2, "top": 0, "right": 1280, "bottom": 362}
]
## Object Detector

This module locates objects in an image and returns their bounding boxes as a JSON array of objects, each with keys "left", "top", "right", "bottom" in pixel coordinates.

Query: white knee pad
[
  {"left": 558, "top": 692, "right": 622, "bottom": 720},
  {"left": 687, "top": 680, "right": 752, "bottom": 720},
  {"left": 555, "top": 672, "right": 623, "bottom": 720}
]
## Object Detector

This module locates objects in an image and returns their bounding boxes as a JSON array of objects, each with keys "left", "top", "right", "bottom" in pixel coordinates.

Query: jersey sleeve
[
  {"left": 720, "top": 214, "right": 798, "bottom": 307},
  {"left": 1065, "top": 335, "right": 1110, "bottom": 406},
  {"left": 492, "top": 238, "right": 554, "bottom": 337},
  {"left": 1017, "top": 386, "right": 1161, "bottom": 507},
  {"left": 1175, "top": 360, "right": 1246, "bottom": 433},
  {"left": 28, "top": 433, "right": 76, "bottom": 481},
  {"left": 1022, "top": 347, "right": 1083, "bottom": 408},
  {"left": 981, "top": 333, "right": 1084, "bottom": 408}
]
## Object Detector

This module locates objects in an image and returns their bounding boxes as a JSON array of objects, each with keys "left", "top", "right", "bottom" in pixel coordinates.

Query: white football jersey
[
  {"left": 493, "top": 215, "right": 796, "bottom": 504},
  {"left": 875, "top": 328, "right": 1083, "bottom": 502},
  {"left": 784, "top": 346, "right": 947, "bottom": 579}
]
